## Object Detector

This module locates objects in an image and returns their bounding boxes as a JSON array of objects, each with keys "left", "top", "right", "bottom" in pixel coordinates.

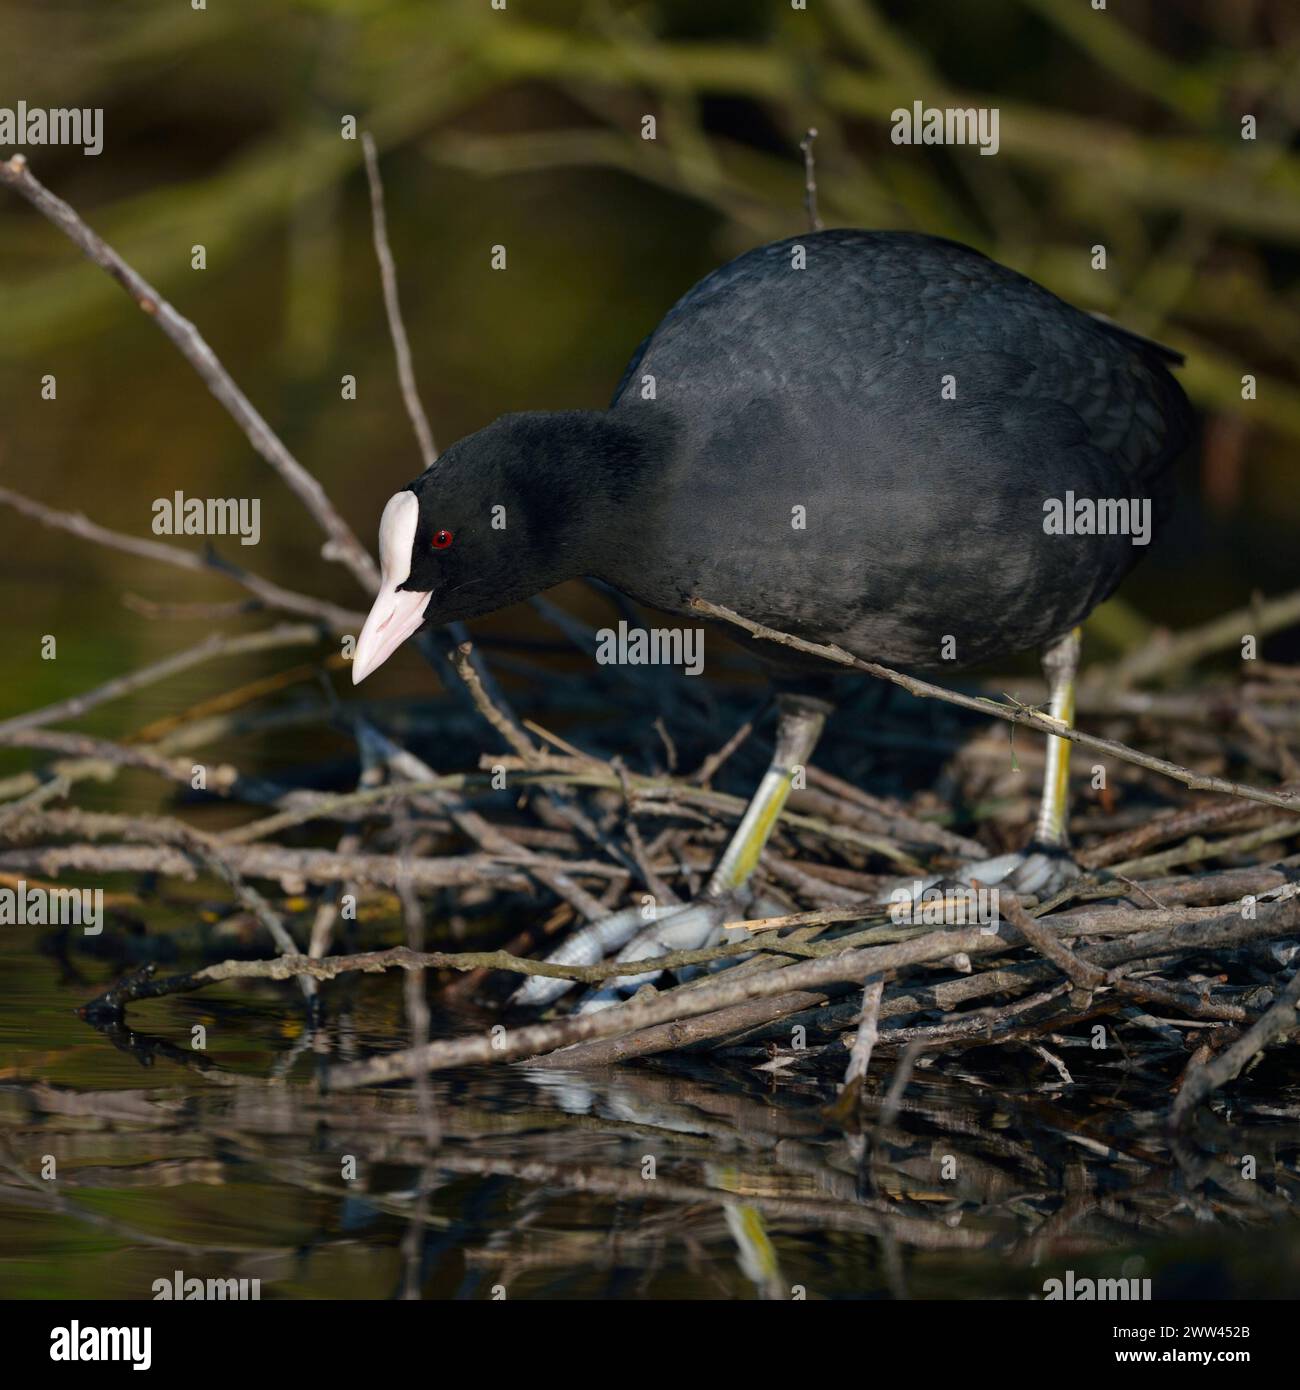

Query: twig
[
  {"left": 689, "top": 712, "right": 757, "bottom": 785},
  {"left": 363, "top": 724, "right": 610, "bottom": 921},
  {"left": 484, "top": 756, "right": 922, "bottom": 864},
  {"left": 877, "top": 1040, "right": 926, "bottom": 1130},
  {"left": 1108, "top": 585, "right": 1300, "bottom": 686},
  {"left": 805, "top": 764, "right": 987, "bottom": 858},
  {"left": 186, "top": 838, "right": 301, "bottom": 959},
  {"left": 122, "top": 594, "right": 258, "bottom": 622},
  {"left": 452, "top": 651, "right": 643, "bottom": 884},
  {"left": 0, "top": 487, "right": 364, "bottom": 633},
  {"left": 79, "top": 925, "right": 828, "bottom": 1022},
  {"left": 999, "top": 894, "right": 1105, "bottom": 991},
  {"left": 1078, "top": 795, "right": 1284, "bottom": 869},
  {"left": 182, "top": 834, "right": 315, "bottom": 1004},
  {"left": 361, "top": 131, "right": 438, "bottom": 470},
  {"left": 0, "top": 623, "right": 328, "bottom": 739},
  {"left": 325, "top": 927, "right": 1006, "bottom": 1087},
  {"left": 1171, "top": 961, "right": 1300, "bottom": 1127},
  {"left": 529, "top": 986, "right": 838, "bottom": 1068},
  {"left": 0, "top": 776, "right": 70, "bottom": 828},
  {"left": 217, "top": 779, "right": 454, "bottom": 845},
  {"left": 538, "top": 895, "right": 1300, "bottom": 1067},
  {"left": 0, "top": 841, "right": 540, "bottom": 893},
  {"left": 1114, "top": 976, "right": 1248, "bottom": 1024},
  {"left": 842, "top": 974, "right": 885, "bottom": 1088},
  {"left": 1, "top": 730, "right": 247, "bottom": 795},
  {"left": 739, "top": 903, "right": 881, "bottom": 934},
  {"left": 691, "top": 598, "right": 1300, "bottom": 813},
  {"left": 0, "top": 156, "right": 379, "bottom": 592},
  {"left": 799, "top": 128, "right": 823, "bottom": 232},
  {"left": 1103, "top": 820, "right": 1300, "bottom": 881},
  {"left": 451, "top": 643, "right": 541, "bottom": 762}
]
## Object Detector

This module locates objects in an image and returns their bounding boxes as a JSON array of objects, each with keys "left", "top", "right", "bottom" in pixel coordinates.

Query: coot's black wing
[
  {"left": 615, "top": 230, "right": 1192, "bottom": 496},
  {"left": 604, "top": 231, "right": 1195, "bottom": 670}
]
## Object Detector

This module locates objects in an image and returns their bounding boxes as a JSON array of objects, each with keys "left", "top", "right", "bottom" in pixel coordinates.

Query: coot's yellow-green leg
[
  {"left": 713, "top": 1165, "right": 785, "bottom": 1299},
  {"left": 515, "top": 694, "right": 830, "bottom": 1010},
  {"left": 704, "top": 695, "right": 829, "bottom": 898},
  {"left": 1034, "top": 627, "right": 1082, "bottom": 849}
]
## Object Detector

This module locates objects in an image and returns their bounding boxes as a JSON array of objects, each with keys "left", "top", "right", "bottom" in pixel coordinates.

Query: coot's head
[
  {"left": 351, "top": 423, "right": 527, "bottom": 683},
  {"left": 351, "top": 411, "right": 653, "bottom": 683}
]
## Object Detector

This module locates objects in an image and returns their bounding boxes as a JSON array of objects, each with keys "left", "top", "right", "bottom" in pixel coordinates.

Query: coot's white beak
[{"left": 352, "top": 491, "right": 431, "bottom": 685}]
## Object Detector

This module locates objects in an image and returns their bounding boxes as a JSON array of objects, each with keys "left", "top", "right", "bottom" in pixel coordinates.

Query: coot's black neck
[{"left": 489, "top": 406, "right": 674, "bottom": 574}]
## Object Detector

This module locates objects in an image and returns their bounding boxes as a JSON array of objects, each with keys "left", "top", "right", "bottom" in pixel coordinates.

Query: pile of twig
[{"left": 3, "top": 150, "right": 1299, "bottom": 1134}]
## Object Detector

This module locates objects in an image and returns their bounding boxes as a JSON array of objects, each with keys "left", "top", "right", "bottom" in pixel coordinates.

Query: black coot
[{"left": 351, "top": 229, "right": 1194, "bottom": 1006}]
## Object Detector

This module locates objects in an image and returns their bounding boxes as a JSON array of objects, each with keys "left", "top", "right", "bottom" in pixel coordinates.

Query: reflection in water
[{"left": 2, "top": 933, "right": 1299, "bottom": 1300}]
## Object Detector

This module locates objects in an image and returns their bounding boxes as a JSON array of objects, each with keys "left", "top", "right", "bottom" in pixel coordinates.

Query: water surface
[{"left": 4, "top": 926, "right": 1299, "bottom": 1301}]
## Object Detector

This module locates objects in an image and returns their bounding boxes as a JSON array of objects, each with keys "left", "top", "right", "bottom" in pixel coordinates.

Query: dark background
[{"left": 1, "top": 0, "right": 1298, "bottom": 753}]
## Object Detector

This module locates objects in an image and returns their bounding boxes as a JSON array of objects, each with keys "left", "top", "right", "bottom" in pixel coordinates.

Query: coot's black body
[
  {"left": 351, "top": 227, "right": 1196, "bottom": 979},
  {"left": 352, "top": 230, "right": 1193, "bottom": 689},
  {"left": 601, "top": 230, "right": 1191, "bottom": 672}
]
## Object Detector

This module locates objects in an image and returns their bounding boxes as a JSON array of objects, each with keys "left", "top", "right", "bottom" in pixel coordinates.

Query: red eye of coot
[{"left": 431, "top": 529, "right": 454, "bottom": 550}]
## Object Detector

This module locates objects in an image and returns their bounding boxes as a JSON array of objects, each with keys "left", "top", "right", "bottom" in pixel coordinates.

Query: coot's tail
[
  {"left": 1086, "top": 310, "right": 1185, "bottom": 367},
  {"left": 1092, "top": 312, "right": 1196, "bottom": 501}
]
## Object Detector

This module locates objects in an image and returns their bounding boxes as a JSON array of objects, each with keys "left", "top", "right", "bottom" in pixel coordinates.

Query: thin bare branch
[
  {"left": 692, "top": 598, "right": 1300, "bottom": 814},
  {"left": 361, "top": 131, "right": 438, "bottom": 470},
  {"left": 0, "top": 154, "right": 378, "bottom": 591},
  {"left": 0, "top": 486, "right": 364, "bottom": 634}
]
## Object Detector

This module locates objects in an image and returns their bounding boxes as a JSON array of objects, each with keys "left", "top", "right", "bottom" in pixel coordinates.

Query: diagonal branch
[
  {"left": 1171, "top": 959, "right": 1300, "bottom": 1128},
  {"left": 0, "top": 622, "right": 326, "bottom": 740},
  {"left": 0, "top": 154, "right": 379, "bottom": 593},
  {"left": 0, "top": 485, "right": 364, "bottom": 634},
  {"left": 692, "top": 598, "right": 1300, "bottom": 814}
]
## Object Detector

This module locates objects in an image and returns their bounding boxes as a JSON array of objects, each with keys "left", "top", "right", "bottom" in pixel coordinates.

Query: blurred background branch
[{"left": 2, "top": 0, "right": 1298, "bottom": 738}]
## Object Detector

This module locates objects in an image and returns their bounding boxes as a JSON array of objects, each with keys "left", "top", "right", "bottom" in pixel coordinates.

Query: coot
[{"left": 352, "top": 230, "right": 1193, "bottom": 1007}]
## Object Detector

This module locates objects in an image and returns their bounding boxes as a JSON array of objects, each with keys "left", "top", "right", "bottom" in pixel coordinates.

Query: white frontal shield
[{"left": 351, "top": 490, "right": 431, "bottom": 684}]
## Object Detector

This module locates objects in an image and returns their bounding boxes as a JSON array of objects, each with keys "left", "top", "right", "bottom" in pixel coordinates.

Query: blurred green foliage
[{"left": 1, "top": 0, "right": 1298, "bottom": 729}]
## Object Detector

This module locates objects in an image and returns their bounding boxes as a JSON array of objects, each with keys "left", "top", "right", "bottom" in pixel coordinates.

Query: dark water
[{"left": 4, "top": 927, "right": 1300, "bottom": 1301}]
